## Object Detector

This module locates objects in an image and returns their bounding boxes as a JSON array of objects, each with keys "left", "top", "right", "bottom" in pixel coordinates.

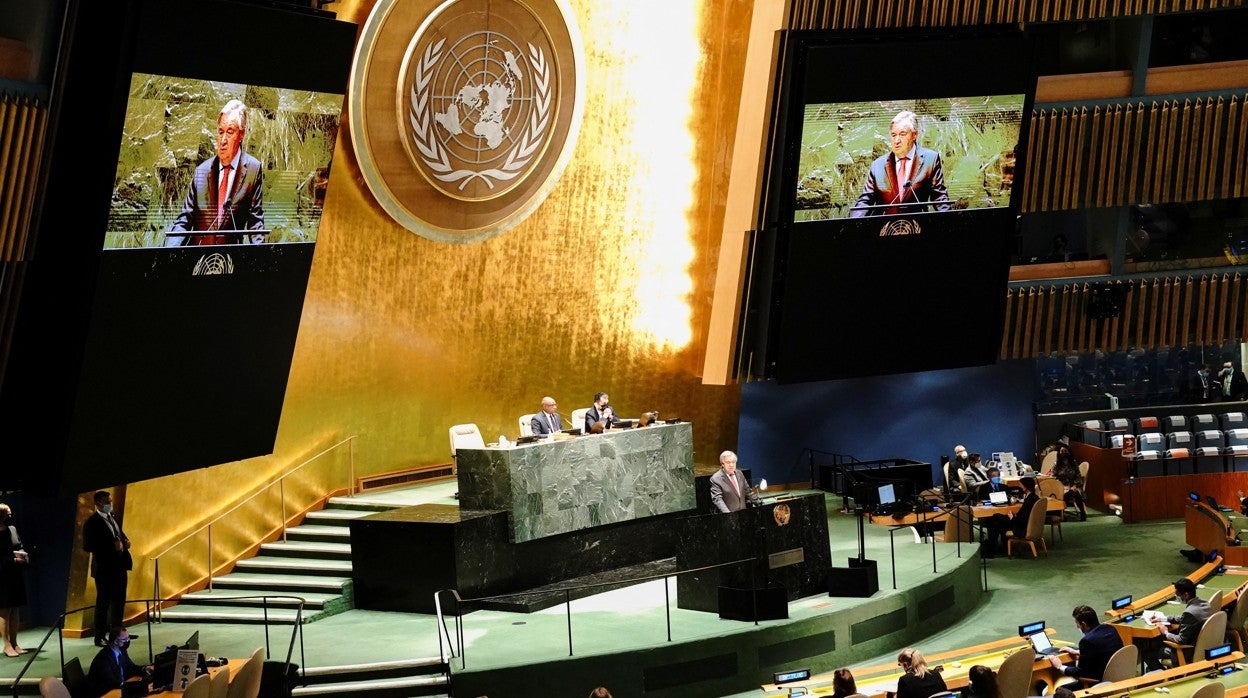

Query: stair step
[
  {"left": 211, "top": 573, "right": 350, "bottom": 593},
  {"left": 178, "top": 590, "right": 340, "bottom": 609},
  {"left": 325, "top": 496, "right": 408, "bottom": 512},
  {"left": 304, "top": 509, "right": 373, "bottom": 526},
  {"left": 285, "top": 525, "right": 352, "bottom": 543},
  {"left": 300, "top": 658, "right": 445, "bottom": 684},
  {"left": 292, "top": 674, "right": 448, "bottom": 696},
  {"left": 159, "top": 606, "right": 307, "bottom": 624},
  {"left": 260, "top": 541, "right": 353, "bottom": 559},
  {"left": 235, "top": 557, "right": 352, "bottom": 576}
]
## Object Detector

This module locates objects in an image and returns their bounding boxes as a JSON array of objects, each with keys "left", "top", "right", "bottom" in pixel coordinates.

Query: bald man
[{"left": 530, "top": 397, "right": 564, "bottom": 435}]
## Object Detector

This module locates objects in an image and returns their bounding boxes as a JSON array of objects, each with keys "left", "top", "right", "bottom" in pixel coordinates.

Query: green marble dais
[{"left": 456, "top": 423, "right": 695, "bottom": 543}]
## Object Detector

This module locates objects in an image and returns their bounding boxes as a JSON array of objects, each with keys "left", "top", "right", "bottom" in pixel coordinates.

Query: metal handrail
[
  {"left": 434, "top": 556, "right": 759, "bottom": 669},
  {"left": 149, "top": 435, "right": 357, "bottom": 611},
  {"left": 7, "top": 595, "right": 306, "bottom": 698}
]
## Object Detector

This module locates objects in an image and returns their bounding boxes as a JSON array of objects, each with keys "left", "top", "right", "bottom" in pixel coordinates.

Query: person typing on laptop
[
  {"left": 1047, "top": 605, "right": 1124, "bottom": 688},
  {"left": 975, "top": 467, "right": 1008, "bottom": 502}
]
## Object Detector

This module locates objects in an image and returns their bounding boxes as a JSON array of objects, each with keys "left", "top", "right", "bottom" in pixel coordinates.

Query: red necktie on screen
[
  {"left": 730, "top": 473, "right": 740, "bottom": 497},
  {"left": 896, "top": 157, "right": 908, "bottom": 192},
  {"left": 216, "top": 164, "right": 232, "bottom": 228}
]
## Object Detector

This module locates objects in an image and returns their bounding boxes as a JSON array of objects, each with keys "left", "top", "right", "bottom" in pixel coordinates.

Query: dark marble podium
[
  {"left": 675, "top": 492, "right": 832, "bottom": 612},
  {"left": 456, "top": 422, "right": 695, "bottom": 542}
]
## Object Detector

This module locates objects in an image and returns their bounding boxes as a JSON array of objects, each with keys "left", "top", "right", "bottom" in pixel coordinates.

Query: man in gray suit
[
  {"left": 710, "top": 450, "right": 760, "bottom": 513},
  {"left": 530, "top": 396, "right": 563, "bottom": 435}
]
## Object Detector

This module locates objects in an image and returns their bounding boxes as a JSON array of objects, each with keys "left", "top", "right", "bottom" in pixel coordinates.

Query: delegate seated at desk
[
  {"left": 963, "top": 454, "right": 991, "bottom": 491},
  {"left": 709, "top": 451, "right": 760, "bottom": 513},
  {"left": 895, "top": 648, "right": 947, "bottom": 698},
  {"left": 975, "top": 467, "right": 1009, "bottom": 501},
  {"left": 982, "top": 476, "right": 1038, "bottom": 557},
  {"left": 87, "top": 628, "right": 150, "bottom": 698},
  {"left": 1048, "top": 605, "right": 1123, "bottom": 688},
  {"left": 531, "top": 396, "right": 563, "bottom": 435},
  {"left": 1142, "top": 578, "right": 1212, "bottom": 671},
  {"left": 585, "top": 392, "right": 620, "bottom": 433}
]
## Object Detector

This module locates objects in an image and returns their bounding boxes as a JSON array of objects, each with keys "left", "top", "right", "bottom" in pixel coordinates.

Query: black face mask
[{"left": 116, "top": 639, "right": 130, "bottom": 650}]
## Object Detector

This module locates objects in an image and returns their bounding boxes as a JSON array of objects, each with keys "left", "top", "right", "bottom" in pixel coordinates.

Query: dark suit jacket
[
  {"left": 1218, "top": 368, "right": 1248, "bottom": 400},
  {"left": 530, "top": 411, "right": 563, "bottom": 435},
  {"left": 1061, "top": 622, "right": 1124, "bottom": 681},
  {"left": 1010, "top": 492, "right": 1040, "bottom": 537},
  {"left": 709, "top": 469, "right": 759, "bottom": 513},
  {"left": 83, "top": 512, "right": 132, "bottom": 579},
  {"left": 975, "top": 480, "right": 1007, "bottom": 501},
  {"left": 167, "top": 151, "right": 265, "bottom": 245},
  {"left": 87, "top": 646, "right": 144, "bottom": 697},
  {"left": 850, "top": 146, "right": 950, "bottom": 217},
  {"left": 585, "top": 406, "right": 619, "bottom": 433}
]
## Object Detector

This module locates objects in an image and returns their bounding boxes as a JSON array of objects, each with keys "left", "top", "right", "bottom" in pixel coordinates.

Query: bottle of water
[{"left": 498, "top": 435, "right": 509, "bottom": 448}]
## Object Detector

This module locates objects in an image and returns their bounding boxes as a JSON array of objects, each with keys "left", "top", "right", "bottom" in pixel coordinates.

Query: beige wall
[{"left": 66, "top": 0, "right": 754, "bottom": 622}]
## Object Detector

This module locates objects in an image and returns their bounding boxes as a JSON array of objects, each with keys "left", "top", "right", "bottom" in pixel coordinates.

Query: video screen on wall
[
  {"left": 105, "top": 73, "right": 345, "bottom": 250},
  {"left": 43, "top": 0, "right": 359, "bottom": 493},
  {"left": 794, "top": 95, "right": 1025, "bottom": 222},
  {"left": 756, "top": 28, "right": 1036, "bottom": 384}
]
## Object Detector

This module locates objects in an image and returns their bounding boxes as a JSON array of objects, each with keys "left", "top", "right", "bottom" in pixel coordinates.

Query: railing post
[
  {"left": 565, "top": 589, "right": 573, "bottom": 657},
  {"left": 664, "top": 575, "right": 672, "bottom": 642},
  {"left": 153, "top": 559, "right": 161, "bottom": 622},
  {"left": 207, "top": 525, "right": 213, "bottom": 591},
  {"left": 281, "top": 478, "right": 288, "bottom": 543},
  {"left": 349, "top": 436, "right": 356, "bottom": 496}
]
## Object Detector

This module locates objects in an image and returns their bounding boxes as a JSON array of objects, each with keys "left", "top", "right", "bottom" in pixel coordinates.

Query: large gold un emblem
[{"left": 350, "top": 0, "right": 584, "bottom": 243}]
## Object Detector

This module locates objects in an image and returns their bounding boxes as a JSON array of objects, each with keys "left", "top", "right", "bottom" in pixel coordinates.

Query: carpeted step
[
  {"left": 291, "top": 674, "right": 449, "bottom": 698},
  {"left": 158, "top": 605, "right": 308, "bottom": 624},
  {"left": 299, "top": 657, "right": 446, "bottom": 685},
  {"left": 303, "top": 509, "right": 374, "bottom": 527},
  {"left": 259, "top": 540, "right": 353, "bottom": 560},
  {"left": 285, "top": 524, "right": 352, "bottom": 544},
  {"left": 324, "top": 496, "right": 409, "bottom": 512},
  {"left": 234, "top": 556, "right": 352, "bottom": 577},
  {"left": 210, "top": 573, "right": 351, "bottom": 594},
  {"left": 176, "top": 589, "right": 341, "bottom": 610}
]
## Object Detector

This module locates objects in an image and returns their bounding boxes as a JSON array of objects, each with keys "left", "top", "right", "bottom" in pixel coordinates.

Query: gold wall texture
[{"left": 66, "top": 0, "right": 754, "bottom": 620}]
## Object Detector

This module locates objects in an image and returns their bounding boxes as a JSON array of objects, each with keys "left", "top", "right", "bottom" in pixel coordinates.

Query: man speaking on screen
[
  {"left": 166, "top": 99, "right": 266, "bottom": 246},
  {"left": 850, "top": 110, "right": 950, "bottom": 218}
]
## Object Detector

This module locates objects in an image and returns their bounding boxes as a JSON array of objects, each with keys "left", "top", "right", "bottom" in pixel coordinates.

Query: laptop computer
[
  {"left": 989, "top": 491, "right": 1009, "bottom": 506},
  {"left": 1028, "top": 631, "right": 1062, "bottom": 656}
]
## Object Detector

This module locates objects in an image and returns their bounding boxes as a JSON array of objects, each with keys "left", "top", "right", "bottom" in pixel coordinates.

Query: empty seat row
[
  {"left": 1109, "top": 429, "right": 1248, "bottom": 476},
  {"left": 1079, "top": 413, "right": 1246, "bottom": 446}
]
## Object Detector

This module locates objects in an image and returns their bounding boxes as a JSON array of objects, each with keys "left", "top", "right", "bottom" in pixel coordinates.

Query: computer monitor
[
  {"left": 878, "top": 483, "right": 897, "bottom": 506},
  {"left": 1018, "top": 620, "right": 1045, "bottom": 636},
  {"left": 1190, "top": 491, "right": 1201, "bottom": 502},
  {"left": 184, "top": 630, "right": 199, "bottom": 651},
  {"left": 1111, "top": 595, "right": 1132, "bottom": 610}
]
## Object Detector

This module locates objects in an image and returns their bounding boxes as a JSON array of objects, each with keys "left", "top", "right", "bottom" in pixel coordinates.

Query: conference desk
[
  {"left": 1074, "top": 653, "right": 1248, "bottom": 698},
  {"left": 455, "top": 421, "right": 694, "bottom": 543},
  {"left": 1106, "top": 558, "right": 1248, "bottom": 642},
  {"left": 760, "top": 630, "right": 1073, "bottom": 696},
  {"left": 868, "top": 499, "right": 1066, "bottom": 527},
  {"left": 103, "top": 657, "right": 245, "bottom": 698}
]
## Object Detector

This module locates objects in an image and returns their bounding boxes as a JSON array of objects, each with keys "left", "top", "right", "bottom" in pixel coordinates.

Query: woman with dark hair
[
  {"left": 964, "top": 665, "right": 1001, "bottom": 698},
  {"left": 1052, "top": 444, "right": 1088, "bottom": 521},
  {"left": 831, "top": 668, "right": 858, "bottom": 698},
  {"left": 0, "top": 503, "right": 28, "bottom": 657},
  {"left": 896, "top": 648, "right": 946, "bottom": 698}
]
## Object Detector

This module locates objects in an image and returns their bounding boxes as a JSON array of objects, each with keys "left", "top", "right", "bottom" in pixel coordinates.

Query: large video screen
[
  {"left": 794, "top": 95, "right": 1025, "bottom": 221},
  {"left": 0, "top": 0, "right": 358, "bottom": 494},
  {"left": 750, "top": 28, "right": 1035, "bottom": 384},
  {"left": 105, "top": 73, "right": 344, "bottom": 249}
]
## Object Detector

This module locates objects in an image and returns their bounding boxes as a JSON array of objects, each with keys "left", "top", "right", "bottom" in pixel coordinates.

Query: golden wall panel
[{"left": 68, "top": 0, "right": 754, "bottom": 616}]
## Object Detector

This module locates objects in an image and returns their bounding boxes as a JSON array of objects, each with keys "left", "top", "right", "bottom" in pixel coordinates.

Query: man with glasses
[
  {"left": 166, "top": 99, "right": 266, "bottom": 245},
  {"left": 530, "top": 396, "right": 564, "bottom": 435},
  {"left": 850, "top": 110, "right": 951, "bottom": 218}
]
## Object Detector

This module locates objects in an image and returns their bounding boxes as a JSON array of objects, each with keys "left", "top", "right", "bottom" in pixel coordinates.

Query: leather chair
[
  {"left": 518, "top": 413, "right": 537, "bottom": 438},
  {"left": 1226, "top": 429, "right": 1248, "bottom": 471},
  {"left": 995, "top": 644, "right": 1034, "bottom": 698},
  {"left": 38, "top": 678, "right": 70, "bottom": 698},
  {"left": 1005, "top": 499, "right": 1049, "bottom": 558},
  {"left": 570, "top": 408, "right": 589, "bottom": 433},
  {"left": 1036, "top": 478, "right": 1065, "bottom": 543},
  {"left": 449, "top": 423, "right": 485, "bottom": 458},
  {"left": 1163, "top": 610, "right": 1227, "bottom": 666},
  {"left": 1164, "top": 431, "right": 1195, "bottom": 474}
]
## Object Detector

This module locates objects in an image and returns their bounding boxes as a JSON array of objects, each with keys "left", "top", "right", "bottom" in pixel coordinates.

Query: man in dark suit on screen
[
  {"left": 710, "top": 451, "right": 760, "bottom": 513},
  {"left": 850, "top": 110, "right": 951, "bottom": 218},
  {"left": 166, "top": 98, "right": 265, "bottom": 246},
  {"left": 82, "top": 491, "right": 133, "bottom": 646}
]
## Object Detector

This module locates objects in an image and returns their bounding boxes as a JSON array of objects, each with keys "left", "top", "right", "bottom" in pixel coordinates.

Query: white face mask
[{"left": 100, "top": 503, "right": 113, "bottom": 514}]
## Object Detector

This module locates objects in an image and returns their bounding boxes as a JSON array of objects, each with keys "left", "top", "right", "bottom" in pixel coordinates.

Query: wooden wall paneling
[
  {"left": 1231, "top": 273, "right": 1244, "bottom": 343},
  {"left": 1237, "top": 94, "right": 1248, "bottom": 198},
  {"left": 1118, "top": 280, "right": 1134, "bottom": 351},
  {"left": 1106, "top": 104, "right": 1124, "bottom": 207},
  {"left": 1205, "top": 274, "right": 1219, "bottom": 344},
  {"left": 1001, "top": 287, "right": 1016, "bottom": 360},
  {"left": 1195, "top": 274, "right": 1209, "bottom": 344},
  {"left": 3, "top": 101, "right": 36, "bottom": 261},
  {"left": 1215, "top": 274, "right": 1231, "bottom": 344},
  {"left": 1146, "top": 279, "right": 1159, "bottom": 349},
  {"left": 1027, "top": 109, "right": 1048, "bottom": 212},
  {"left": 1031, "top": 286, "right": 1045, "bottom": 356},
  {"left": 1189, "top": 98, "right": 1205, "bottom": 202},
  {"left": 1161, "top": 100, "right": 1177, "bottom": 202},
  {"left": 1015, "top": 285, "right": 1030, "bottom": 358},
  {"left": 1061, "top": 108, "right": 1076, "bottom": 208},
  {"left": 1134, "top": 279, "right": 1147, "bottom": 349},
  {"left": 1176, "top": 100, "right": 1193, "bottom": 203},
  {"left": 1076, "top": 282, "right": 1090, "bottom": 350},
  {"left": 1175, "top": 275, "right": 1190, "bottom": 347},
  {"left": 1199, "top": 97, "right": 1217, "bottom": 200},
  {"left": 1108, "top": 281, "right": 1123, "bottom": 350},
  {"left": 0, "top": 99, "right": 17, "bottom": 257},
  {"left": 1157, "top": 278, "right": 1171, "bottom": 348},
  {"left": 1169, "top": 277, "right": 1183, "bottom": 346},
  {"left": 1091, "top": 106, "right": 1108, "bottom": 207},
  {"left": 1223, "top": 96, "right": 1240, "bottom": 199},
  {"left": 1143, "top": 102, "right": 1162, "bottom": 203},
  {"left": 1071, "top": 106, "right": 1089, "bottom": 209},
  {"left": 1127, "top": 103, "right": 1144, "bottom": 205},
  {"left": 1042, "top": 285, "right": 1057, "bottom": 354},
  {"left": 1056, "top": 284, "right": 1070, "bottom": 353}
]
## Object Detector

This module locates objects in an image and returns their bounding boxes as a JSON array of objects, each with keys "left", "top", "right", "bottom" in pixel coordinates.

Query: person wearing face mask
[
  {"left": 82, "top": 491, "right": 133, "bottom": 647},
  {"left": 584, "top": 392, "right": 620, "bottom": 434},
  {"left": 1142, "top": 578, "right": 1212, "bottom": 670},
  {"left": 1190, "top": 364, "right": 1216, "bottom": 403},
  {"left": 87, "top": 627, "right": 150, "bottom": 697},
  {"left": 949, "top": 445, "right": 970, "bottom": 490},
  {"left": 1217, "top": 361, "right": 1248, "bottom": 402},
  {"left": 962, "top": 453, "right": 991, "bottom": 491},
  {"left": 0, "top": 503, "right": 29, "bottom": 657},
  {"left": 1052, "top": 445, "right": 1088, "bottom": 521},
  {"left": 975, "top": 467, "right": 1007, "bottom": 501}
]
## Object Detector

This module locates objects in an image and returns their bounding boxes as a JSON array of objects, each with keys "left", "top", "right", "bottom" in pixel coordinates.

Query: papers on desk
[
  {"left": 1142, "top": 610, "right": 1166, "bottom": 624},
  {"left": 857, "top": 679, "right": 900, "bottom": 695}
]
